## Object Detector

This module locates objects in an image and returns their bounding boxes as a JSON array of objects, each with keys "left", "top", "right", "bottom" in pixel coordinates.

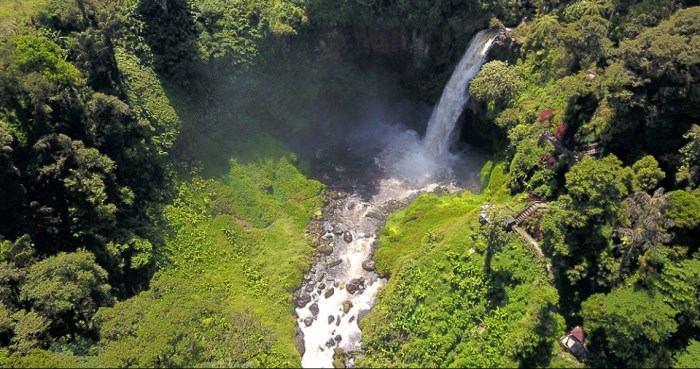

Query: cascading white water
[
  {"left": 391, "top": 29, "right": 499, "bottom": 184},
  {"left": 423, "top": 29, "right": 500, "bottom": 163},
  {"left": 296, "top": 29, "right": 499, "bottom": 368}
]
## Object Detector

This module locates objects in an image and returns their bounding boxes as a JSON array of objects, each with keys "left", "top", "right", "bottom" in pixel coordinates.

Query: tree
[
  {"left": 612, "top": 7, "right": 700, "bottom": 159},
  {"left": 667, "top": 189, "right": 700, "bottom": 230},
  {"left": 192, "top": 0, "right": 262, "bottom": 69},
  {"left": 0, "top": 123, "right": 25, "bottom": 239},
  {"left": 677, "top": 124, "right": 700, "bottom": 188},
  {"left": 20, "top": 251, "right": 114, "bottom": 336},
  {"left": 631, "top": 155, "right": 664, "bottom": 192},
  {"left": 561, "top": 14, "right": 612, "bottom": 67},
  {"left": 528, "top": 14, "right": 562, "bottom": 48},
  {"left": 470, "top": 61, "right": 523, "bottom": 110},
  {"left": 645, "top": 253, "right": 700, "bottom": 333},
  {"left": 675, "top": 340, "right": 700, "bottom": 369},
  {"left": 615, "top": 188, "right": 673, "bottom": 273},
  {"left": 565, "top": 155, "right": 631, "bottom": 219},
  {"left": 10, "top": 311, "right": 51, "bottom": 353},
  {"left": 582, "top": 287, "right": 677, "bottom": 368},
  {"left": 0, "top": 262, "right": 25, "bottom": 310},
  {"left": 30, "top": 134, "right": 122, "bottom": 243}
]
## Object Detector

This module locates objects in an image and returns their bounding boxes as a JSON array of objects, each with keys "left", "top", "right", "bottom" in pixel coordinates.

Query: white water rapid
[{"left": 295, "top": 29, "right": 500, "bottom": 368}]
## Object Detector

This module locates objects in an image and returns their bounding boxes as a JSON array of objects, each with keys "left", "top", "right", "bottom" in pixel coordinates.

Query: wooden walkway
[
  {"left": 540, "top": 131, "right": 603, "bottom": 165},
  {"left": 540, "top": 131, "right": 581, "bottom": 164},
  {"left": 513, "top": 202, "right": 548, "bottom": 227}
]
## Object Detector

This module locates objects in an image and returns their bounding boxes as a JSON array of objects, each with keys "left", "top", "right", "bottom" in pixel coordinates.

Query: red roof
[
  {"left": 571, "top": 326, "right": 585, "bottom": 342},
  {"left": 539, "top": 109, "right": 555, "bottom": 123}
]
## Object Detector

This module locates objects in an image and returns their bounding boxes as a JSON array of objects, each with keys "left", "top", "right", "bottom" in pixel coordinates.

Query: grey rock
[
  {"left": 334, "top": 334, "right": 342, "bottom": 342},
  {"left": 304, "top": 317, "right": 314, "bottom": 327},
  {"left": 309, "top": 303, "right": 319, "bottom": 317},
  {"left": 333, "top": 225, "right": 343, "bottom": 235},
  {"left": 343, "top": 231, "right": 353, "bottom": 243},
  {"left": 323, "top": 221, "right": 333, "bottom": 234},
  {"left": 318, "top": 244, "right": 333, "bottom": 255},
  {"left": 361, "top": 260, "right": 376, "bottom": 271},
  {"left": 324, "top": 287, "right": 335, "bottom": 299},
  {"left": 294, "top": 292, "right": 311, "bottom": 308},
  {"left": 318, "top": 282, "right": 326, "bottom": 290},
  {"left": 294, "top": 327, "right": 305, "bottom": 356},
  {"left": 326, "top": 338, "right": 336, "bottom": 348},
  {"left": 326, "top": 259, "right": 342, "bottom": 268},
  {"left": 328, "top": 315, "right": 335, "bottom": 324},
  {"left": 305, "top": 283, "right": 315, "bottom": 292},
  {"left": 349, "top": 316, "right": 355, "bottom": 323},
  {"left": 346, "top": 277, "right": 366, "bottom": 294}
]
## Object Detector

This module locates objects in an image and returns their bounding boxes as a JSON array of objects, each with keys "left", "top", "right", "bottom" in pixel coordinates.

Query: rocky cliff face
[{"left": 313, "top": 26, "right": 464, "bottom": 101}]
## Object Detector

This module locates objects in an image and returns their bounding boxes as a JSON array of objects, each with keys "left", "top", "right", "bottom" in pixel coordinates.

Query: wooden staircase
[{"left": 513, "top": 201, "right": 548, "bottom": 226}]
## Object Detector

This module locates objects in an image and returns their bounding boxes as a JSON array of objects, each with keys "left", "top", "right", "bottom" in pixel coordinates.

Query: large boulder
[
  {"left": 326, "top": 259, "right": 342, "bottom": 268},
  {"left": 294, "top": 328, "right": 305, "bottom": 356},
  {"left": 346, "top": 277, "right": 366, "bottom": 294},
  {"left": 323, "top": 221, "right": 333, "bottom": 234},
  {"left": 318, "top": 244, "right": 334, "bottom": 255},
  {"left": 294, "top": 292, "right": 311, "bottom": 308}
]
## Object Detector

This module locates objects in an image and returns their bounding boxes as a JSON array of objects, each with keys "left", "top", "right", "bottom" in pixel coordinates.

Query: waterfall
[
  {"left": 295, "top": 30, "right": 498, "bottom": 368},
  {"left": 422, "top": 29, "right": 500, "bottom": 164}
]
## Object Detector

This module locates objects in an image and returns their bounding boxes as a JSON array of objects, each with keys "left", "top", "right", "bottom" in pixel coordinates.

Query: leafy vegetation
[
  {"left": 464, "top": 2, "right": 700, "bottom": 368},
  {"left": 361, "top": 164, "right": 567, "bottom": 368},
  {"left": 0, "top": 0, "right": 698, "bottom": 368}
]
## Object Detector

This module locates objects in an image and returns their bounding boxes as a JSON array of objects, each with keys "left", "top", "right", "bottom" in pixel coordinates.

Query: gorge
[{"left": 295, "top": 29, "right": 500, "bottom": 368}]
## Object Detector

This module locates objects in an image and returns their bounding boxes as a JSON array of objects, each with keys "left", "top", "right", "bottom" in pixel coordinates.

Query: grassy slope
[
  {"left": 360, "top": 162, "right": 582, "bottom": 368},
  {"left": 83, "top": 47, "right": 327, "bottom": 367},
  {"left": 0, "top": 0, "right": 45, "bottom": 39}
]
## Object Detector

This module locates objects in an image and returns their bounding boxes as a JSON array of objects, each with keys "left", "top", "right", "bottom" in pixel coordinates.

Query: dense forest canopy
[{"left": 0, "top": 0, "right": 697, "bottom": 367}]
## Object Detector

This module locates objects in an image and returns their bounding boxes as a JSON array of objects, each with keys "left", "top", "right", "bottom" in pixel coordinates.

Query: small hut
[{"left": 559, "top": 326, "right": 588, "bottom": 361}]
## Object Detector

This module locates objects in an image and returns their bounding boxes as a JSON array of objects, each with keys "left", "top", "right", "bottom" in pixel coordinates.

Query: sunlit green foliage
[
  {"left": 675, "top": 340, "right": 700, "bottom": 369},
  {"left": 21, "top": 251, "right": 114, "bottom": 338},
  {"left": 1, "top": 0, "right": 699, "bottom": 367},
  {"left": 677, "top": 124, "right": 700, "bottom": 188},
  {"left": 582, "top": 287, "right": 678, "bottom": 367},
  {"left": 362, "top": 164, "right": 564, "bottom": 367},
  {"left": 94, "top": 157, "right": 324, "bottom": 367},
  {"left": 470, "top": 60, "right": 523, "bottom": 111}
]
